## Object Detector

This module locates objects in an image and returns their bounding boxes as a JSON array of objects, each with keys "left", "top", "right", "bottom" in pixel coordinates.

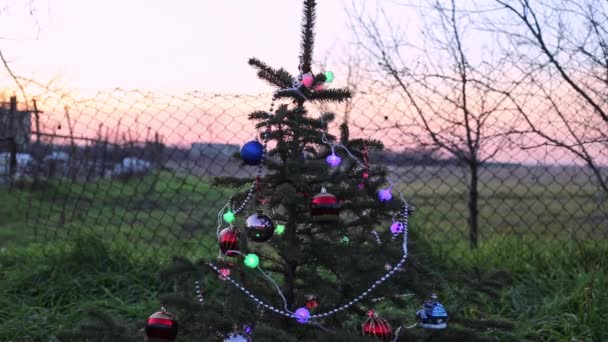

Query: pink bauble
[{"left": 302, "top": 74, "right": 314, "bottom": 88}]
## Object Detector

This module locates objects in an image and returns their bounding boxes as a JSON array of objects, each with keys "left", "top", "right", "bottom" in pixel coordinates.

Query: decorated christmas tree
[{"left": 59, "top": 1, "right": 516, "bottom": 341}]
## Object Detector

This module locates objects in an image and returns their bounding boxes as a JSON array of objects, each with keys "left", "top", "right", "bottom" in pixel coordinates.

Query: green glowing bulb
[
  {"left": 244, "top": 253, "right": 260, "bottom": 268},
  {"left": 223, "top": 211, "right": 235, "bottom": 223},
  {"left": 324, "top": 71, "right": 335, "bottom": 83},
  {"left": 341, "top": 236, "right": 350, "bottom": 245},
  {"left": 275, "top": 224, "right": 286, "bottom": 235}
]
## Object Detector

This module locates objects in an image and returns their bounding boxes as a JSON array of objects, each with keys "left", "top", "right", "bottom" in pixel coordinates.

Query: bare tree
[
  {"left": 350, "top": 0, "right": 518, "bottom": 248},
  {"left": 491, "top": 0, "right": 608, "bottom": 193}
]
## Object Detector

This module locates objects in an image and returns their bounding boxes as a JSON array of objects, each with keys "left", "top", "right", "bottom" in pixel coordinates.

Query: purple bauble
[{"left": 245, "top": 210, "right": 275, "bottom": 242}]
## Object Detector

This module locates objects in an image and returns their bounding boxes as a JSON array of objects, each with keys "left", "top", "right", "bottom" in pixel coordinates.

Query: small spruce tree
[{"left": 59, "top": 1, "right": 515, "bottom": 341}]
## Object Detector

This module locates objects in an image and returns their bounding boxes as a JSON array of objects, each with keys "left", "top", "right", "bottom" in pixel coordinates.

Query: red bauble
[
  {"left": 145, "top": 310, "right": 178, "bottom": 341},
  {"left": 361, "top": 310, "right": 392, "bottom": 342},
  {"left": 306, "top": 295, "right": 318, "bottom": 310},
  {"left": 245, "top": 210, "right": 275, "bottom": 242},
  {"left": 310, "top": 187, "right": 340, "bottom": 223},
  {"left": 219, "top": 228, "right": 239, "bottom": 257}
]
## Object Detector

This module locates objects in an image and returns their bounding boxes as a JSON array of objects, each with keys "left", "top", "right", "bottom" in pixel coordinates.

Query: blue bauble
[{"left": 240, "top": 140, "right": 264, "bottom": 166}]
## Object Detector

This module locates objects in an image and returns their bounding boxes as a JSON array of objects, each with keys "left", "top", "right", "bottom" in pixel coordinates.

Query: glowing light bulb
[
  {"left": 223, "top": 211, "right": 235, "bottom": 223},
  {"left": 244, "top": 254, "right": 259, "bottom": 268},
  {"left": 275, "top": 224, "right": 286, "bottom": 235},
  {"left": 326, "top": 153, "right": 341, "bottom": 167},
  {"left": 294, "top": 307, "right": 310, "bottom": 323},
  {"left": 378, "top": 188, "right": 392, "bottom": 202},
  {"left": 324, "top": 71, "right": 335, "bottom": 83}
]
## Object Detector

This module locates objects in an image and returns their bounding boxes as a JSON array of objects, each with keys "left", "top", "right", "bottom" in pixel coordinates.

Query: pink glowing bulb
[
  {"left": 378, "top": 188, "right": 392, "bottom": 202},
  {"left": 326, "top": 153, "right": 341, "bottom": 167},
  {"left": 301, "top": 74, "right": 314, "bottom": 88}
]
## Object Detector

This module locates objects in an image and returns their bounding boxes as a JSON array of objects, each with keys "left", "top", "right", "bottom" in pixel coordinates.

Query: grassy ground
[{"left": 0, "top": 171, "right": 607, "bottom": 341}]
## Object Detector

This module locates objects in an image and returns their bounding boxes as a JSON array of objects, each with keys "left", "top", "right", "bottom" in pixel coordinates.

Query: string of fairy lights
[
  {"left": 144, "top": 69, "right": 448, "bottom": 342},
  {"left": 208, "top": 71, "right": 411, "bottom": 320}
]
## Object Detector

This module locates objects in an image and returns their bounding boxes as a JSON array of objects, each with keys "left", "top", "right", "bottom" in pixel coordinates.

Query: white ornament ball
[{"left": 224, "top": 332, "right": 251, "bottom": 342}]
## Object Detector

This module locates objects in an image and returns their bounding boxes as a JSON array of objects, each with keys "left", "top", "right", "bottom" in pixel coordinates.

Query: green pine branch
[{"left": 248, "top": 58, "right": 295, "bottom": 88}]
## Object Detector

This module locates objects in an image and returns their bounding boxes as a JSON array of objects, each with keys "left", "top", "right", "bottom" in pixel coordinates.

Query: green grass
[
  {"left": 1, "top": 169, "right": 607, "bottom": 340},
  {"left": 0, "top": 232, "right": 605, "bottom": 340}
]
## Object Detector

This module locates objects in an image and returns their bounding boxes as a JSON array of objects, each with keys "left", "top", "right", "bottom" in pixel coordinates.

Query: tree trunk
[{"left": 468, "top": 161, "right": 479, "bottom": 249}]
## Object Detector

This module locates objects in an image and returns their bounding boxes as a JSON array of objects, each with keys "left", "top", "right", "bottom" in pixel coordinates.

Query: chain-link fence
[{"left": 1, "top": 87, "right": 606, "bottom": 259}]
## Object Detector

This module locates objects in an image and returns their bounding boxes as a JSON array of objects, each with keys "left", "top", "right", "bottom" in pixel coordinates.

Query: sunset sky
[
  {"left": 0, "top": 0, "right": 374, "bottom": 94},
  {"left": 0, "top": 1, "right": 601, "bottom": 166}
]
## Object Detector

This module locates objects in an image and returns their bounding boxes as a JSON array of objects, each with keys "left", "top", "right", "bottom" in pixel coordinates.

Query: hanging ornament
[
  {"left": 416, "top": 293, "right": 448, "bottom": 329},
  {"left": 245, "top": 209, "right": 275, "bottom": 242},
  {"left": 224, "top": 333, "right": 252, "bottom": 342},
  {"left": 310, "top": 187, "right": 340, "bottom": 223},
  {"left": 294, "top": 307, "right": 310, "bottom": 323},
  {"left": 324, "top": 71, "right": 335, "bottom": 83},
  {"left": 326, "top": 150, "right": 342, "bottom": 167},
  {"left": 240, "top": 140, "right": 264, "bottom": 166},
  {"left": 301, "top": 73, "right": 314, "bottom": 88},
  {"left": 361, "top": 310, "right": 392, "bottom": 342},
  {"left": 378, "top": 187, "right": 392, "bottom": 202},
  {"left": 224, "top": 324, "right": 253, "bottom": 342},
  {"left": 219, "top": 227, "right": 240, "bottom": 257},
  {"left": 305, "top": 295, "right": 318, "bottom": 310},
  {"left": 390, "top": 221, "right": 404, "bottom": 235},
  {"left": 145, "top": 308, "right": 178, "bottom": 341},
  {"left": 244, "top": 253, "right": 260, "bottom": 268}
]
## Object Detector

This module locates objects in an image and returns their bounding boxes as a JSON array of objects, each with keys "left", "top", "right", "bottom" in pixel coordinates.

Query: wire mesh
[{"left": 0, "top": 87, "right": 606, "bottom": 259}]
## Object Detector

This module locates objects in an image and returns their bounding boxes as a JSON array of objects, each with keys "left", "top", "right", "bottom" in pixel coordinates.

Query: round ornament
[
  {"left": 245, "top": 210, "right": 275, "bottom": 242},
  {"left": 305, "top": 295, "right": 318, "bottom": 310},
  {"left": 361, "top": 310, "right": 392, "bottom": 341},
  {"left": 240, "top": 140, "right": 264, "bottom": 166},
  {"left": 145, "top": 309, "right": 178, "bottom": 341},
  {"left": 310, "top": 187, "right": 340, "bottom": 223},
  {"left": 224, "top": 332, "right": 252, "bottom": 342},
  {"left": 415, "top": 293, "right": 448, "bottom": 329},
  {"left": 219, "top": 227, "right": 240, "bottom": 257}
]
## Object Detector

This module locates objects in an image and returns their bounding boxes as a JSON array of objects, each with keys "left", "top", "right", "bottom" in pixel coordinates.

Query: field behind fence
[{"left": 1, "top": 88, "right": 607, "bottom": 259}]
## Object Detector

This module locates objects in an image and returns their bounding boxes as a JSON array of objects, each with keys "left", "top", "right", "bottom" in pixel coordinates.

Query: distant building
[
  {"left": 0, "top": 96, "right": 31, "bottom": 150},
  {"left": 190, "top": 142, "right": 240, "bottom": 159}
]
